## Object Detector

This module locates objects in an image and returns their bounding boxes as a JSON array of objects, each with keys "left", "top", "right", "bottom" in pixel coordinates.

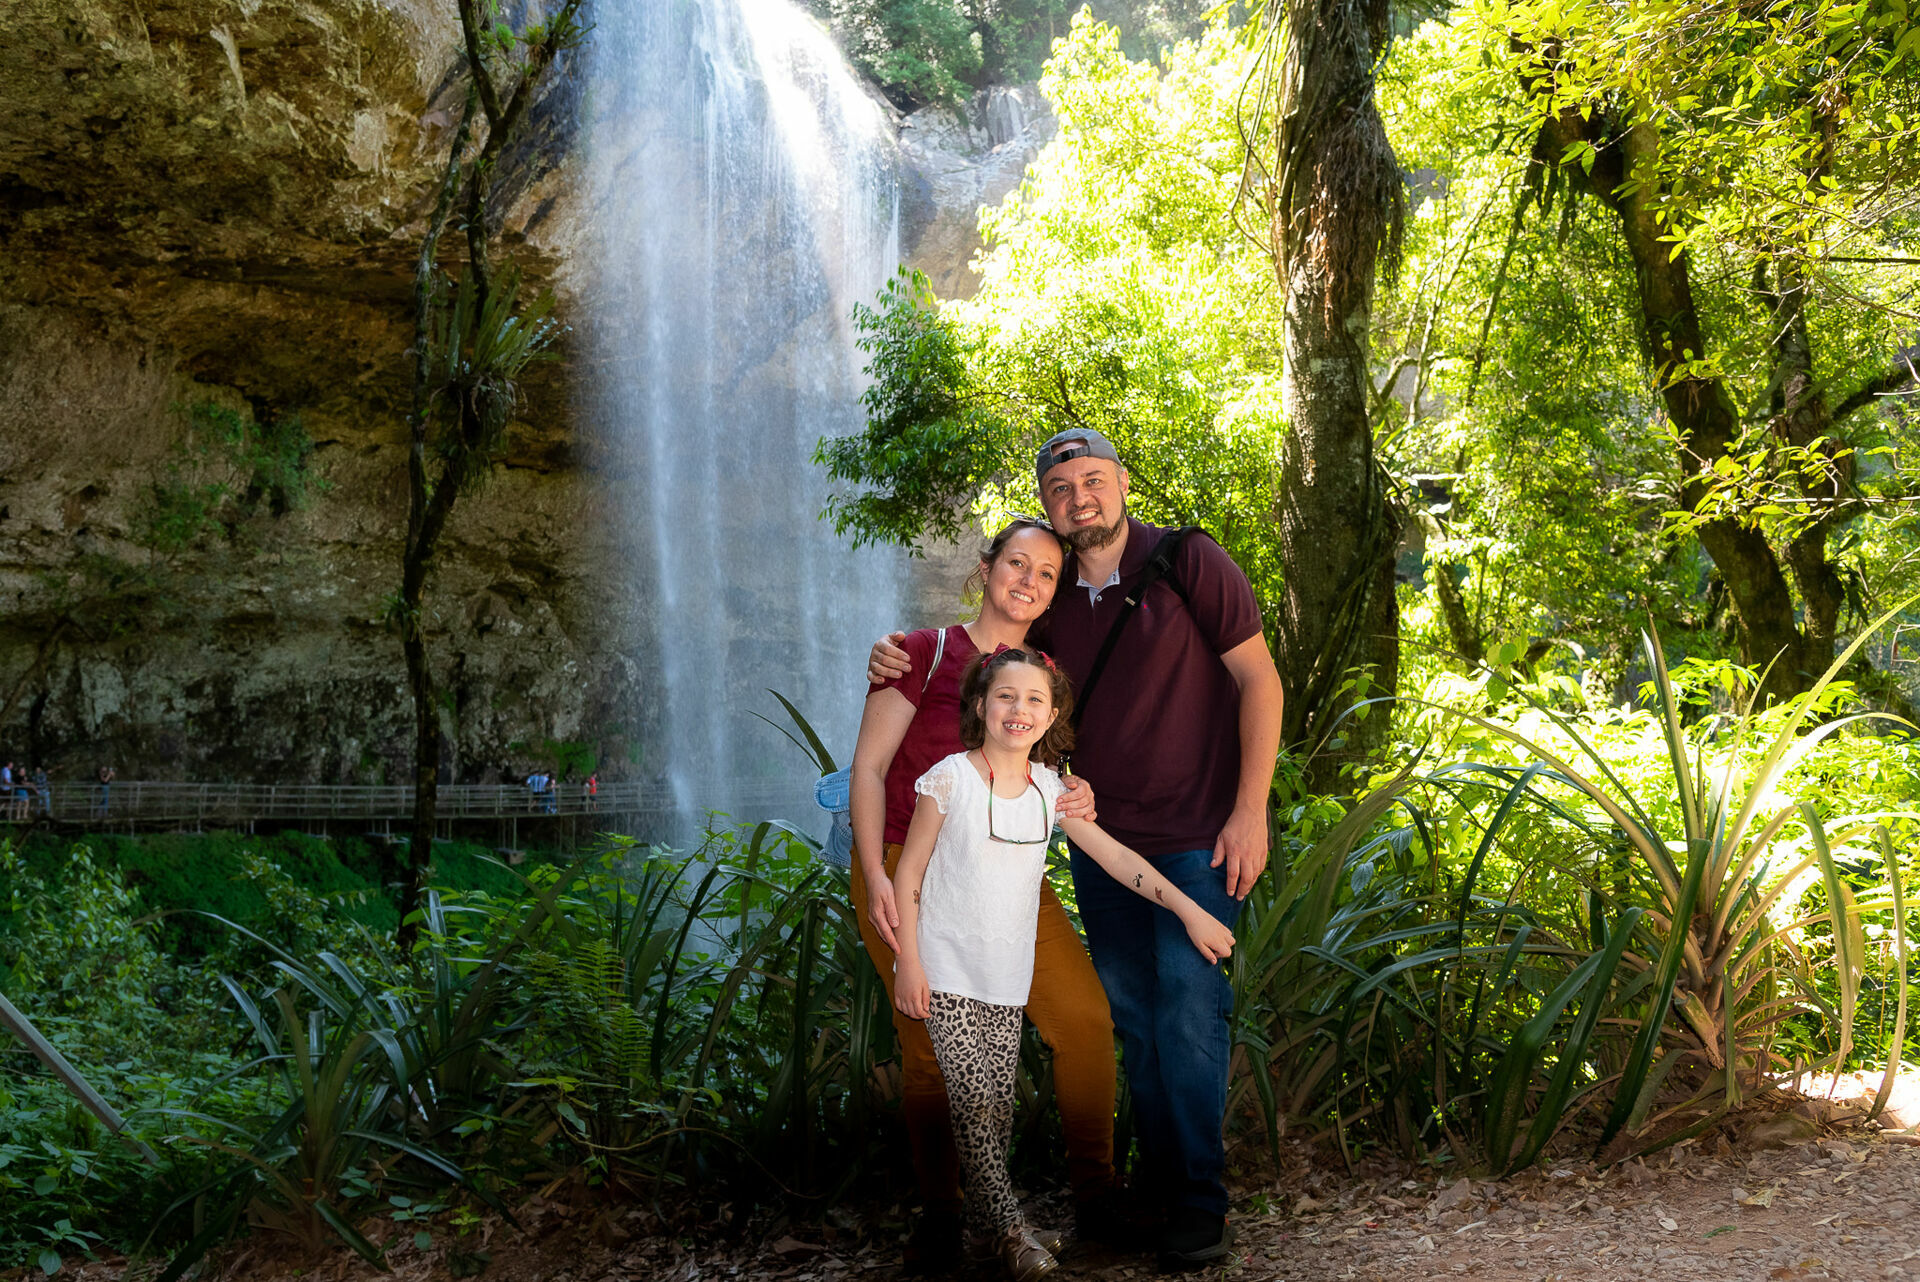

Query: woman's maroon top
[{"left": 871, "top": 624, "right": 978, "bottom": 845}]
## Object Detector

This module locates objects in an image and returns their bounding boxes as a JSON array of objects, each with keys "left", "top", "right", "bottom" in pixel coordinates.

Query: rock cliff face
[
  {"left": 0, "top": 0, "right": 1052, "bottom": 791},
  {"left": 0, "top": 0, "right": 605, "bottom": 787},
  {"left": 897, "top": 85, "right": 1056, "bottom": 301}
]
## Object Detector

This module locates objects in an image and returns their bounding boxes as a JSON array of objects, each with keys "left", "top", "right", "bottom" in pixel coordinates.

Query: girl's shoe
[
  {"left": 996, "top": 1225, "right": 1058, "bottom": 1282},
  {"left": 969, "top": 1223, "right": 1063, "bottom": 1257}
]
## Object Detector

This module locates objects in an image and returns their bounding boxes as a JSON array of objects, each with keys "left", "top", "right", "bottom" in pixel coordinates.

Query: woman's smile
[{"left": 981, "top": 526, "right": 1062, "bottom": 623}]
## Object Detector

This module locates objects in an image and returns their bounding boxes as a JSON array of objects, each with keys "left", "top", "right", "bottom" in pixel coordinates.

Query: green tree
[
  {"left": 397, "top": 0, "right": 584, "bottom": 946},
  {"left": 825, "top": 9, "right": 1416, "bottom": 780},
  {"left": 817, "top": 0, "right": 984, "bottom": 105},
  {"left": 820, "top": 15, "right": 1288, "bottom": 608},
  {"left": 1236, "top": 0, "right": 1409, "bottom": 776},
  {"left": 812, "top": 0, "right": 1202, "bottom": 107},
  {"left": 1372, "top": 21, "right": 1703, "bottom": 676},
  {"left": 1479, "top": 0, "right": 1920, "bottom": 700}
]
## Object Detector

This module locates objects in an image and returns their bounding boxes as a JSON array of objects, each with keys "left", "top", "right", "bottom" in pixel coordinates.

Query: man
[{"left": 871, "top": 428, "right": 1284, "bottom": 1268}]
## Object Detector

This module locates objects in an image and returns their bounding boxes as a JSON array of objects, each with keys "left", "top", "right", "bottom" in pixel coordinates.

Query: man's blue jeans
[{"left": 1069, "top": 844, "right": 1240, "bottom": 1217}]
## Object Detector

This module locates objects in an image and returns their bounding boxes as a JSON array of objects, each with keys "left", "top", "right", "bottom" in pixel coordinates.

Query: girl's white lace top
[{"left": 913, "top": 752, "right": 1064, "bottom": 1006}]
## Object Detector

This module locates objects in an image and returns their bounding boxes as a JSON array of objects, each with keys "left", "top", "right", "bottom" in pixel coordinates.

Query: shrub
[{"left": 0, "top": 841, "right": 258, "bottom": 1271}]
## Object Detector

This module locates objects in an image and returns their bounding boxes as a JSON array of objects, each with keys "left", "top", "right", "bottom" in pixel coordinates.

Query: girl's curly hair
[{"left": 958, "top": 646, "right": 1077, "bottom": 766}]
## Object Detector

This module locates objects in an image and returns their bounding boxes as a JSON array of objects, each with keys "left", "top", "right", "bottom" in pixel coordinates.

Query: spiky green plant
[
  {"left": 429, "top": 264, "right": 560, "bottom": 483},
  {"left": 1226, "top": 605, "right": 1916, "bottom": 1175},
  {"left": 150, "top": 982, "right": 472, "bottom": 1280},
  {"left": 1376, "top": 606, "right": 1914, "bottom": 1170}
]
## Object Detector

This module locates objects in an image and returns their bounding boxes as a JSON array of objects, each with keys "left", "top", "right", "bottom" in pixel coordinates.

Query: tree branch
[
  {"left": 1831, "top": 348, "right": 1920, "bottom": 425},
  {"left": 455, "top": 0, "right": 504, "bottom": 131},
  {"left": 410, "top": 86, "right": 478, "bottom": 477},
  {"left": 1465, "top": 193, "right": 1525, "bottom": 409},
  {"left": 466, "top": 161, "right": 493, "bottom": 319},
  {"left": 481, "top": 0, "right": 588, "bottom": 168}
]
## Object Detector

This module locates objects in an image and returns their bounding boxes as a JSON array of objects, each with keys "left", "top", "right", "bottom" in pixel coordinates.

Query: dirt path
[
  {"left": 56, "top": 1089, "right": 1920, "bottom": 1282},
  {"left": 1185, "top": 1132, "right": 1920, "bottom": 1282},
  {"left": 497, "top": 1127, "right": 1920, "bottom": 1282}
]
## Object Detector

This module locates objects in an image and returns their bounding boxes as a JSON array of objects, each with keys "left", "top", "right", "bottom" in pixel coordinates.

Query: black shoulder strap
[{"left": 1070, "top": 526, "right": 1200, "bottom": 729}]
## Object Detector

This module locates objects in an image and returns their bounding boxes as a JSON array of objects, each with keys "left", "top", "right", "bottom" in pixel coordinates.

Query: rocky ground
[{"left": 49, "top": 1078, "right": 1920, "bottom": 1282}]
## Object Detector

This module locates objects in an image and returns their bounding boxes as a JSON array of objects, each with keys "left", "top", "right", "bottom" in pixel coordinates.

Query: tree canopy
[{"left": 821, "top": 0, "right": 1920, "bottom": 725}]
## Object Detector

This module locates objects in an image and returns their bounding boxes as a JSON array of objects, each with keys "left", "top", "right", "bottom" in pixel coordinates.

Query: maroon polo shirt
[
  {"left": 1046, "top": 517, "right": 1264, "bottom": 856},
  {"left": 871, "top": 624, "right": 978, "bottom": 845}
]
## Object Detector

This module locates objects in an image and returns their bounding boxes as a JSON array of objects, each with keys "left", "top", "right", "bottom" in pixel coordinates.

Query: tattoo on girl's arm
[
  {"left": 1132, "top": 873, "right": 1143, "bottom": 889},
  {"left": 1153, "top": 887, "right": 1166, "bottom": 904},
  {"left": 913, "top": 890, "right": 921, "bottom": 904}
]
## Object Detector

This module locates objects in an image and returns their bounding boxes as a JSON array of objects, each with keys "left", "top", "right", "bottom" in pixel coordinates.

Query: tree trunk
[
  {"left": 404, "top": 612, "right": 439, "bottom": 921},
  {"left": 1269, "top": 0, "right": 1405, "bottom": 787},
  {"left": 1537, "top": 110, "right": 1814, "bottom": 700},
  {"left": 1417, "top": 511, "right": 1483, "bottom": 667},
  {"left": 395, "top": 4, "right": 583, "bottom": 947},
  {"left": 1764, "top": 257, "right": 1851, "bottom": 666},
  {"left": 398, "top": 90, "right": 475, "bottom": 950}
]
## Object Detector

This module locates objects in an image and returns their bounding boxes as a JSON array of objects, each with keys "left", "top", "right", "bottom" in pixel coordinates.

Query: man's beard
[{"left": 1065, "top": 506, "right": 1126, "bottom": 553}]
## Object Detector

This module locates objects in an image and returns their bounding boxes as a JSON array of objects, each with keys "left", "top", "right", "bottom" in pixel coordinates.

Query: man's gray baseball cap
[{"left": 1035, "top": 428, "right": 1123, "bottom": 490}]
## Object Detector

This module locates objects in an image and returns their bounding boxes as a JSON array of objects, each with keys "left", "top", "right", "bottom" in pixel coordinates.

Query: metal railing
[{"left": 1, "top": 779, "right": 814, "bottom": 827}]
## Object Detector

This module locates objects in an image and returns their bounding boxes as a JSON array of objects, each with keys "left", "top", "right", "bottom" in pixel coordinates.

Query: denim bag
[{"left": 813, "top": 627, "right": 948, "bottom": 868}]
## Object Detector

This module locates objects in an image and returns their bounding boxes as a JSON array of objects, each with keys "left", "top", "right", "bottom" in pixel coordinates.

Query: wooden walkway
[{"left": 3, "top": 779, "right": 810, "bottom": 829}]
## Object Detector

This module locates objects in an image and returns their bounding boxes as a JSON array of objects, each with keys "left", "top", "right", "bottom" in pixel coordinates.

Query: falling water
[{"left": 580, "top": 0, "right": 906, "bottom": 833}]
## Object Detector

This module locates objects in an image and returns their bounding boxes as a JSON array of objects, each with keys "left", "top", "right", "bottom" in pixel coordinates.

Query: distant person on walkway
[
  {"left": 544, "top": 772, "right": 559, "bottom": 815},
  {"left": 2, "top": 762, "right": 20, "bottom": 821},
  {"left": 890, "top": 648, "right": 1232, "bottom": 1282},
  {"left": 585, "top": 772, "right": 599, "bottom": 811},
  {"left": 526, "top": 770, "right": 545, "bottom": 811},
  {"left": 31, "top": 765, "right": 50, "bottom": 818},
  {"left": 96, "top": 765, "right": 115, "bottom": 819}
]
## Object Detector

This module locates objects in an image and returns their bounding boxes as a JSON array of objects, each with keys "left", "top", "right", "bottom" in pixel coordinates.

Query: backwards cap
[{"left": 1034, "top": 428, "right": 1122, "bottom": 491}]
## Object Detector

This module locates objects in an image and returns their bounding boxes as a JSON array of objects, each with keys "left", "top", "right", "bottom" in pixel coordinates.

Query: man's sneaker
[
  {"left": 1155, "top": 1207, "right": 1234, "bottom": 1271},
  {"left": 903, "top": 1205, "right": 963, "bottom": 1274},
  {"left": 1075, "top": 1187, "right": 1158, "bottom": 1251},
  {"left": 995, "top": 1223, "right": 1059, "bottom": 1282}
]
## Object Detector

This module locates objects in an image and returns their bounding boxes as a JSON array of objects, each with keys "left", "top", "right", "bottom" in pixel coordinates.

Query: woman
[{"left": 850, "top": 518, "right": 1119, "bottom": 1269}]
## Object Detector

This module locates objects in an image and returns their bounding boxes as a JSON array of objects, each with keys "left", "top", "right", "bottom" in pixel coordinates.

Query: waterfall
[{"left": 581, "top": 0, "right": 906, "bottom": 834}]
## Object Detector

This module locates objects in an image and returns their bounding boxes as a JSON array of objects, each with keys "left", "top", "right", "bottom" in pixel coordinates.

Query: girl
[
  {"left": 850, "top": 519, "right": 1116, "bottom": 1269},
  {"left": 891, "top": 648, "right": 1235, "bottom": 1282}
]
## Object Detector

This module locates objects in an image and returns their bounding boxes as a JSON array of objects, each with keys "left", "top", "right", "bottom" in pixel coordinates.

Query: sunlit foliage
[{"left": 822, "top": 13, "right": 1291, "bottom": 609}]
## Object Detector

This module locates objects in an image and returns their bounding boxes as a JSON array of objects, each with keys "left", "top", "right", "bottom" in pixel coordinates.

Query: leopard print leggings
[{"left": 924, "top": 990, "right": 1026, "bottom": 1236}]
